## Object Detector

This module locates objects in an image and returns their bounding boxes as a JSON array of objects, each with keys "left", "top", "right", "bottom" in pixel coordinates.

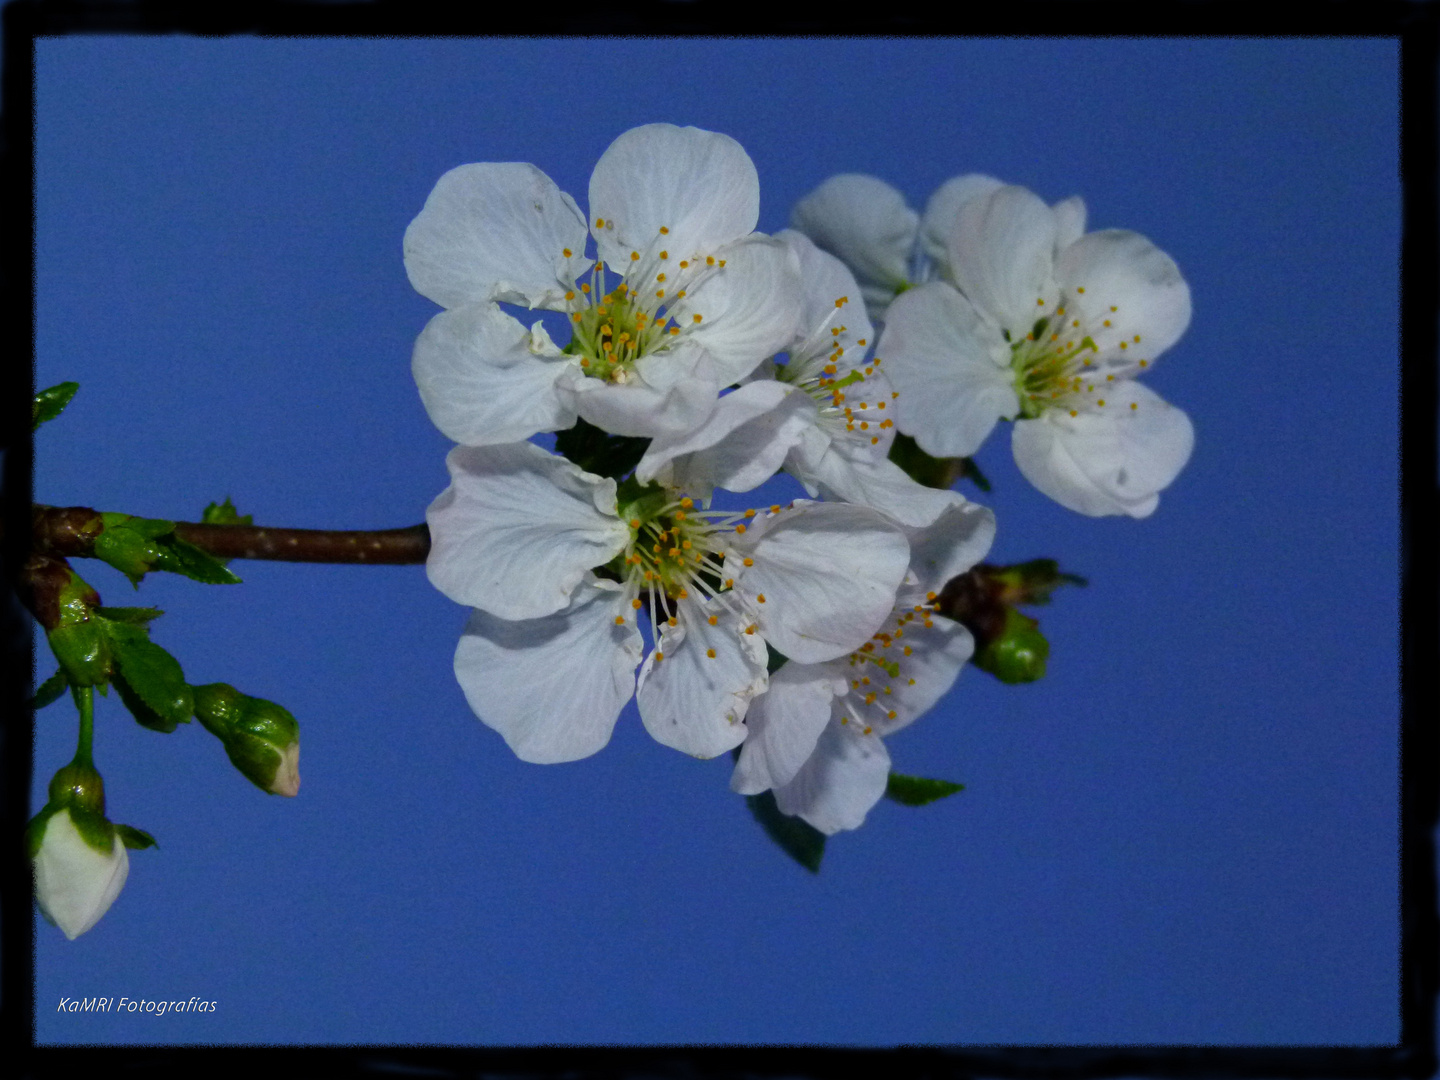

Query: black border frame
[{"left": 4, "top": 3, "right": 1435, "bottom": 1078}]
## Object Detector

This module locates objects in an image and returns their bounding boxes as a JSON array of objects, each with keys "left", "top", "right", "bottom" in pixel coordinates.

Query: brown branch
[{"left": 30, "top": 506, "right": 431, "bottom": 565}]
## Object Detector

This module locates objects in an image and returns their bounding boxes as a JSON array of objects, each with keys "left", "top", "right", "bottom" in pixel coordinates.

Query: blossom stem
[
  {"left": 71, "top": 683, "right": 94, "bottom": 766},
  {"left": 30, "top": 505, "right": 430, "bottom": 565}
]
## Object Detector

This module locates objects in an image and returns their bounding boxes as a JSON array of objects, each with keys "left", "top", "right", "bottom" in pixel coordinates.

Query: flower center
[
  {"left": 839, "top": 594, "right": 944, "bottom": 734},
  {"left": 1006, "top": 293, "right": 1148, "bottom": 419},
  {"left": 560, "top": 225, "right": 728, "bottom": 384},
  {"left": 776, "top": 295, "right": 896, "bottom": 448}
]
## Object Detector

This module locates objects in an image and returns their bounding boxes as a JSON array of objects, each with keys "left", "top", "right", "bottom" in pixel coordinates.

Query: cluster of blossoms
[{"left": 407, "top": 124, "right": 1192, "bottom": 838}]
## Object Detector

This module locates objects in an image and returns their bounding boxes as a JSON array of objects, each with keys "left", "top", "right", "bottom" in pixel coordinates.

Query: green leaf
[
  {"left": 100, "top": 620, "right": 193, "bottom": 732},
  {"left": 149, "top": 534, "right": 242, "bottom": 585},
  {"left": 93, "top": 606, "right": 163, "bottom": 624},
  {"left": 746, "top": 790, "right": 825, "bottom": 873},
  {"left": 31, "top": 669, "right": 68, "bottom": 709},
  {"left": 201, "top": 497, "right": 252, "bottom": 526},
  {"left": 885, "top": 772, "right": 965, "bottom": 806},
  {"left": 33, "top": 381, "right": 79, "bottom": 430},
  {"left": 115, "top": 824, "right": 157, "bottom": 850}
]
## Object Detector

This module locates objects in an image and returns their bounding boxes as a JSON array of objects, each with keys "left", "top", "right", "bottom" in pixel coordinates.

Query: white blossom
[
  {"left": 732, "top": 497, "right": 995, "bottom": 833},
  {"left": 427, "top": 442, "right": 911, "bottom": 764},
  {"left": 878, "top": 182, "right": 1193, "bottom": 517},
  {"left": 405, "top": 123, "right": 801, "bottom": 444}
]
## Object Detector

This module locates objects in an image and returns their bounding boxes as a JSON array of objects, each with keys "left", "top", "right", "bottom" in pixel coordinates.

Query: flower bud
[
  {"left": 192, "top": 683, "right": 301, "bottom": 796},
  {"left": 972, "top": 607, "right": 1049, "bottom": 684},
  {"left": 29, "top": 762, "right": 128, "bottom": 941}
]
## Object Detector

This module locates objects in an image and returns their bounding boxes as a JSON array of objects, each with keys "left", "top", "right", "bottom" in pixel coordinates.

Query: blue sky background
[{"left": 30, "top": 38, "right": 1400, "bottom": 1046}]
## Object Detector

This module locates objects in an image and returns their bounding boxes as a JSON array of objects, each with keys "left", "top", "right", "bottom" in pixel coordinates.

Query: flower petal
[
  {"left": 731, "top": 659, "right": 847, "bottom": 794},
  {"left": 1051, "top": 195, "right": 1087, "bottom": 252},
  {"left": 1055, "top": 228, "right": 1191, "bottom": 360},
  {"left": 1011, "top": 381, "right": 1194, "bottom": 517},
  {"left": 454, "top": 579, "right": 641, "bottom": 763},
  {"left": 919, "top": 173, "right": 1005, "bottom": 278},
  {"left": 33, "top": 810, "right": 129, "bottom": 940},
  {"left": 879, "top": 282, "right": 1020, "bottom": 458},
  {"left": 795, "top": 445, "right": 966, "bottom": 530},
  {"left": 637, "top": 601, "right": 768, "bottom": 759},
  {"left": 667, "top": 235, "right": 803, "bottom": 386},
  {"left": 426, "top": 442, "right": 629, "bottom": 618},
  {"left": 947, "top": 184, "right": 1061, "bottom": 334},
  {"left": 637, "top": 380, "right": 816, "bottom": 498},
  {"left": 404, "top": 162, "right": 591, "bottom": 311},
  {"left": 411, "top": 303, "right": 576, "bottom": 446},
  {"left": 902, "top": 497, "right": 997, "bottom": 596},
  {"left": 554, "top": 364, "right": 721, "bottom": 439},
  {"left": 789, "top": 174, "right": 918, "bottom": 319},
  {"left": 730, "top": 502, "right": 910, "bottom": 664},
  {"left": 772, "top": 716, "right": 892, "bottom": 835},
  {"left": 589, "top": 124, "right": 759, "bottom": 271},
  {"left": 775, "top": 229, "right": 874, "bottom": 371}
]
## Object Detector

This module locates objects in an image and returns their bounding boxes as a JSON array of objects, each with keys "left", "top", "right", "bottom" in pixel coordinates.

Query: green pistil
[{"left": 1009, "top": 320, "right": 1098, "bottom": 419}]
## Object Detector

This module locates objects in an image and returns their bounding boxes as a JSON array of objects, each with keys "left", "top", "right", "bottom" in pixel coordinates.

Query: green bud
[
  {"left": 973, "top": 607, "right": 1049, "bottom": 684},
  {"left": 192, "top": 684, "right": 301, "bottom": 796},
  {"left": 47, "top": 758, "right": 107, "bottom": 817}
]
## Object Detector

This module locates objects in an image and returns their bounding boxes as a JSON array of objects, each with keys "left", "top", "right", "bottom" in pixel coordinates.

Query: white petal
[
  {"left": 1011, "top": 382, "right": 1194, "bottom": 517},
  {"left": 731, "top": 502, "right": 910, "bottom": 664},
  {"left": 33, "top": 810, "right": 129, "bottom": 940},
  {"left": 879, "top": 282, "right": 1020, "bottom": 458},
  {"left": 411, "top": 303, "right": 576, "bottom": 446},
  {"left": 902, "top": 497, "right": 997, "bottom": 596},
  {"left": 425, "top": 442, "right": 629, "bottom": 618},
  {"left": 637, "top": 380, "right": 816, "bottom": 498},
  {"left": 554, "top": 364, "right": 720, "bottom": 439},
  {"left": 919, "top": 173, "right": 1005, "bottom": 278},
  {"left": 667, "top": 235, "right": 803, "bottom": 386},
  {"left": 796, "top": 447, "right": 965, "bottom": 530},
  {"left": 589, "top": 124, "right": 759, "bottom": 271},
  {"left": 859, "top": 615, "right": 975, "bottom": 736},
  {"left": 773, "top": 717, "right": 892, "bottom": 835},
  {"left": 403, "top": 162, "right": 590, "bottom": 311},
  {"left": 789, "top": 174, "right": 918, "bottom": 319},
  {"left": 637, "top": 601, "right": 767, "bottom": 759},
  {"left": 454, "top": 579, "right": 641, "bottom": 763},
  {"left": 1055, "top": 229, "right": 1192, "bottom": 360},
  {"left": 947, "top": 185, "right": 1061, "bottom": 334},
  {"left": 775, "top": 230, "right": 874, "bottom": 367},
  {"left": 1051, "top": 195, "right": 1087, "bottom": 252},
  {"left": 731, "top": 660, "right": 847, "bottom": 794}
]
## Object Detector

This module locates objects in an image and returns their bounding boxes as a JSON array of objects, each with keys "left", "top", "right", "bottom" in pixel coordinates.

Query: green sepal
[
  {"left": 990, "top": 558, "right": 1086, "bottom": 605},
  {"left": 46, "top": 621, "right": 111, "bottom": 687},
  {"left": 150, "top": 535, "right": 242, "bottom": 585},
  {"left": 100, "top": 619, "right": 193, "bottom": 732},
  {"left": 33, "top": 381, "right": 80, "bottom": 430},
  {"left": 887, "top": 432, "right": 989, "bottom": 492},
  {"left": 115, "top": 824, "right": 157, "bottom": 850},
  {"left": 192, "top": 683, "right": 299, "bottom": 793},
  {"left": 65, "top": 805, "right": 118, "bottom": 856},
  {"left": 885, "top": 772, "right": 965, "bottom": 806},
  {"left": 555, "top": 417, "right": 651, "bottom": 480},
  {"left": 746, "top": 790, "right": 825, "bottom": 873},
  {"left": 93, "top": 606, "right": 163, "bottom": 624},
  {"left": 973, "top": 607, "right": 1049, "bottom": 684},
  {"left": 201, "top": 497, "right": 252, "bottom": 526},
  {"left": 32, "top": 669, "right": 68, "bottom": 709},
  {"left": 765, "top": 643, "right": 789, "bottom": 675},
  {"left": 26, "top": 806, "right": 59, "bottom": 858}
]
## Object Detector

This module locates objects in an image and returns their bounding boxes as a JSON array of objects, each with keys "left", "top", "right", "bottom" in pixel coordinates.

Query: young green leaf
[
  {"left": 150, "top": 534, "right": 242, "bottom": 585},
  {"left": 201, "top": 497, "right": 253, "bottom": 526},
  {"left": 100, "top": 619, "right": 193, "bottom": 732},
  {"left": 746, "top": 790, "right": 825, "bottom": 873},
  {"left": 114, "top": 824, "right": 157, "bottom": 850},
  {"left": 33, "top": 381, "right": 80, "bottom": 430},
  {"left": 31, "top": 669, "right": 68, "bottom": 709},
  {"left": 885, "top": 772, "right": 966, "bottom": 807},
  {"left": 93, "top": 606, "right": 164, "bottom": 624}
]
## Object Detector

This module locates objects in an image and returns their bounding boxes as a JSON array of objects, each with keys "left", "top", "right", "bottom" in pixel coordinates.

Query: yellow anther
[
  {"left": 1097, "top": 399, "right": 1106, "bottom": 406},
  {"left": 630, "top": 251, "right": 640, "bottom": 261},
  {"left": 659, "top": 225, "right": 669, "bottom": 234},
  {"left": 1139, "top": 359, "right": 1149, "bottom": 367},
  {"left": 692, "top": 313, "right": 703, "bottom": 323},
  {"left": 861, "top": 677, "right": 870, "bottom": 686},
  {"left": 926, "top": 591, "right": 937, "bottom": 601},
  {"left": 744, "top": 509, "right": 756, "bottom": 518},
  {"left": 1070, "top": 409, "right": 1078, "bottom": 417},
  {"left": 735, "top": 523, "right": 746, "bottom": 534},
  {"left": 1119, "top": 342, "right": 1128, "bottom": 350},
  {"left": 756, "top": 594, "right": 766, "bottom": 604},
  {"left": 571, "top": 312, "right": 583, "bottom": 323},
  {"left": 706, "top": 648, "right": 716, "bottom": 658},
  {"left": 871, "top": 436, "right": 879, "bottom": 444},
  {"left": 835, "top": 296, "right": 846, "bottom": 308},
  {"left": 595, "top": 217, "right": 605, "bottom": 227},
  {"left": 903, "top": 646, "right": 912, "bottom": 656},
  {"left": 660, "top": 250, "right": 668, "bottom": 259},
  {"left": 1037, "top": 297, "right": 1045, "bottom": 306},
  {"left": 580, "top": 283, "right": 590, "bottom": 293},
  {"left": 676, "top": 290, "right": 686, "bottom": 299},
  {"left": 1131, "top": 402, "right": 1139, "bottom": 410},
  {"left": 631, "top": 599, "right": 642, "bottom": 610},
  {"left": 669, "top": 327, "right": 680, "bottom": 335},
  {"left": 770, "top": 505, "right": 780, "bottom": 513},
  {"left": 865, "top": 693, "right": 876, "bottom": 704},
  {"left": 745, "top": 625, "right": 756, "bottom": 635},
  {"left": 725, "top": 578, "right": 734, "bottom": 588},
  {"left": 656, "top": 273, "right": 666, "bottom": 283},
  {"left": 742, "top": 557, "right": 754, "bottom": 567},
  {"left": 1110, "top": 305, "right": 1118, "bottom": 312},
  {"left": 656, "top": 290, "right": 665, "bottom": 298},
  {"left": 1076, "top": 286, "right": 1085, "bottom": 293},
  {"left": 860, "top": 422, "right": 869, "bottom": 430},
  {"left": 655, "top": 651, "right": 664, "bottom": 661},
  {"left": 886, "top": 710, "right": 897, "bottom": 720},
  {"left": 614, "top": 616, "right": 625, "bottom": 625},
  {"left": 667, "top": 616, "right": 677, "bottom": 627},
  {"left": 706, "top": 255, "right": 716, "bottom": 266},
  {"left": 565, "top": 290, "right": 576, "bottom": 300},
  {"left": 908, "top": 678, "right": 916, "bottom": 685},
  {"left": 682, "top": 540, "right": 692, "bottom": 550},
  {"left": 679, "top": 260, "right": 689, "bottom": 268},
  {"left": 708, "top": 615, "right": 718, "bottom": 626}
]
